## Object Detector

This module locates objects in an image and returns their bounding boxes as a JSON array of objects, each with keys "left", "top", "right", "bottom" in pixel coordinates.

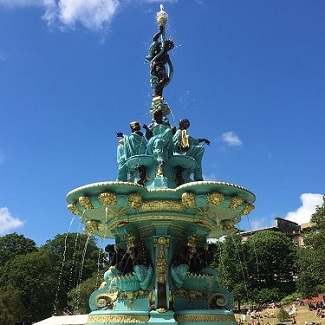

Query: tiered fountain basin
[
  {"left": 66, "top": 180, "right": 255, "bottom": 239},
  {"left": 66, "top": 181, "right": 255, "bottom": 325}
]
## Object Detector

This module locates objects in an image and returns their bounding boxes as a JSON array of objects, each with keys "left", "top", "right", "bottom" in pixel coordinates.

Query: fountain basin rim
[{"left": 66, "top": 180, "right": 255, "bottom": 204}]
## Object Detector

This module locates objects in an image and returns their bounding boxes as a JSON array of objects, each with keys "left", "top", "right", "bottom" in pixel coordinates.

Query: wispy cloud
[
  {"left": 203, "top": 173, "right": 217, "bottom": 181},
  {"left": 0, "top": 0, "right": 120, "bottom": 31},
  {"left": 0, "top": 207, "right": 24, "bottom": 235},
  {"left": 45, "top": 0, "right": 120, "bottom": 31},
  {"left": 285, "top": 193, "right": 323, "bottom": 225},
  {"left": 246, "top": 216, "right": 274, "bottom": 231},
  {"left": 0, "top": 0, "right": 184, "bottom": 32},
  {"left": 221, "top": 131, "right": 242, "bottom": 146}
]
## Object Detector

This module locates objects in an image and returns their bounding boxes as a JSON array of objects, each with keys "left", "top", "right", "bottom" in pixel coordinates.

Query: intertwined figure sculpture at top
[{"left": 146, "top": 5, "right": 174, "bottom": 98}]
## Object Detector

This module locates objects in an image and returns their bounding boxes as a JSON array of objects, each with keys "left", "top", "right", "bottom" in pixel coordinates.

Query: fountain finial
[{"left": 157, "top": 4, "right": 168, "bottom": 26}]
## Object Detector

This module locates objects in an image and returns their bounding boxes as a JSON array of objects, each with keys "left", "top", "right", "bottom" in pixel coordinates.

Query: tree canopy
[
  {"left": 0, "top": 233, "right": 37, "bottom": 268},
  {"left": 0, "top": 232, "right": 104, "bottom": 323},
  {"left": 296, "top": 195, "right": 325, "bottom": 297}
]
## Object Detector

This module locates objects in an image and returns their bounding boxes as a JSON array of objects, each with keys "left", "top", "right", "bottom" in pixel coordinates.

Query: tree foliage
[
  {"left": 0, "top": 285, "right": 25, "bottom": 324},
  {"left": 296, "top": 195, "right": 325, "bottom": 297},
  {"left": 68, "top": 271, "right": 104, "bottom": 314},
  {"left": 218, "top": 234, "right": 249, "bottom": 309},
  {"left": 0, "top": 232, "right": 104, "bottom": 322},
  {"left": 0, "top": 250, "right": 58, "bottom": 322},
  {"left": 245, "top": 230, "right": 296, "bottom": 296},
  {"left": 0, "top": 233, "right": 37, "bottom": 268},
  {"left": 276, "top": 306, "right": 290, "bottom": 322},
  {"left": 41, "top": 233, "right": 105, "bottom": 314}
]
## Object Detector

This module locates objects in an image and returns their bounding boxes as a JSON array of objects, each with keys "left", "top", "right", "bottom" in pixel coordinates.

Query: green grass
[{"left": 235, "top": 305, "right": 323, "bottom": 325}]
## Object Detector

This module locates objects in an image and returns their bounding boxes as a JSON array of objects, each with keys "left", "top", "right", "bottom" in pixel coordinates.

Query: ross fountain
[{"left": 66, "top": 5, "right": 255, "bottom": 325}]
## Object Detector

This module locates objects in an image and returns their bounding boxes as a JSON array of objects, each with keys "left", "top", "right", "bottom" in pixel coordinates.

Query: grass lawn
[{"left": 235, "top": 305, "right": 323, "bottom": 325}]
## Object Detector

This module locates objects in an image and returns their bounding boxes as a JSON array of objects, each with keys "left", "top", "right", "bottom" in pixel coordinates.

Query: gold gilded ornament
[
  {"left": 156, "top": 4, "right": 168, "bottom": 27},
  {"left": 180, "top": 129, "right": 190, "bottom": 149},
  {"left": 175, "top": 313, "right": 235, "bottom": 323},
  {"left": 154, "top": 237, "right": 169, "bottom": 284},
  {"left": 67, "top": 203, "right": 81, "bottom": 215},
  {"left": 128, "top": 193, "right": 142, "bottom": 209},
  {"left": 207, "top": 192, "right": 224, "bottom": 206},
  {"left": 242, "top": 203, "right": 255, "bottom": 215},
  {"left": 85, "top": 220, "right": 99, "bottom": 232},
  {"left": 88, "top": 314, "right": 149, "bottom": 323},
  {"left": 220, "top": 219, "right": 235, "bottom": 231},
  {"left": 98, "top": 192, "right": 117, "bottom": 206},
  {"left": 230, "top": 195, "right": 244, "bottom": 209},
  {"left": 78, "top": 196, "right": 93, "bottom": 210},
  {"left": 181, "top": 192, "right": 196, "bottom": 208},
  {"left": 142, "top": 200, "right": 182, "bottom": 211}
]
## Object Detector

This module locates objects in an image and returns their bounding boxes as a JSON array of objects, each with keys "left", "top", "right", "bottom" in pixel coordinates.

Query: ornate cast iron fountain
[{"left": 66, "top": 5, "right": 255, "bottom": 325}]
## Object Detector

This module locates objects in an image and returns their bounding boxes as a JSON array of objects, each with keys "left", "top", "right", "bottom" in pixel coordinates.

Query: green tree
[
  {"left": 0, "top": 233, "right": 37, "bottom": 268},
  {"left": 296, "top": 195, "right": 325, "bottom": 297},
  {"left": 68, "top": 271, "right": 104, "bottom": 314},
  {"left": 245, "top": 230, "right": 296, "bottom": 298},
  {"left": 218, "top": 234, "right": 249, "bottom": 310},
  {"left": 252, "top": 287, "right": 282, "bottom": 304},
  {"left": 0, "top": 285, "right": 26, "bottom": 324},
  {"left": 0, "top": 250, "right": 59, "bottom": 322},
  {"left": 41, "top": 233, "right": 104, "bottom": 313}
]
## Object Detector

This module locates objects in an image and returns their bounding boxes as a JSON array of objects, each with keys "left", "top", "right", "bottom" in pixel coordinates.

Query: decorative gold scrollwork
[
  {"left": 207, "top": 293, "right": 228, "bottom": 309},
  {"left": 154, "top": 237, "right": 169, "bottom": 284},
  {"left": 94, "top": 292, "right": 117, "bottom": 309},
  {"left": 142, "top": 200, "right": 182, "bottom": 211},
  {"left": 88, "top": 314, "right": 149, "bottom": 323},
  {"left": 175, "top": 313, "right": 235, "bottom": 323},
  {"left": 173, "top": 288, "right": 203, "bottom": 301}
]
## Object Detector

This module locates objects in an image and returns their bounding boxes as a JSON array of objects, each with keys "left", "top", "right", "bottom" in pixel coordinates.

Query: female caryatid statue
[
  {"left": 116, "top": 122, "right": 147, "bottom": 181},
  {"left": 173, "top": 119, "right": 210, "bottom": 181},
  {"left": 143, "top": 109, "right": 174, "bottom": 167}
]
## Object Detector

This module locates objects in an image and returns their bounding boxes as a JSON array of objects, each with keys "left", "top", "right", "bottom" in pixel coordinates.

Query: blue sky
[{"left": 0, "top": 0, "right": 324, "bottom": 246}]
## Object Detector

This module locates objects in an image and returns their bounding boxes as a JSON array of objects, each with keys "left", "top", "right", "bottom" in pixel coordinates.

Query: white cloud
[
  {"left": 0, "top": 0, "right": 120, "bottom": 31},
  {"left": 248, "top": 217, "right": 272, "bottom": 231},
  {"left": 50, "top": 0, "right": 120, "bottom": 30},
  {"left": 285, "top": 193, "right": 323, "bottom": 225},
  {"left": 0, "top": 207, "right": 24, "bottom": 235},
  {"left": 203, "top": 173, "right": 217, "bottom": 181},
  {"left": 221, "top": 131, "right": 242, "bottom": 146}
]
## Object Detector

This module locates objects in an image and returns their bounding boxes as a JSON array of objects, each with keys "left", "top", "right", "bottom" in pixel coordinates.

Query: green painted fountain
[{"left": 66, "top": 5, "right": 255, "bottom": 325}]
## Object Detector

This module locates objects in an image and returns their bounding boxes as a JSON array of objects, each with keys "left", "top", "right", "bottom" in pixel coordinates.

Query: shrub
[{"left": 276, "top": 307, "right": 290, "bottom": 322}]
